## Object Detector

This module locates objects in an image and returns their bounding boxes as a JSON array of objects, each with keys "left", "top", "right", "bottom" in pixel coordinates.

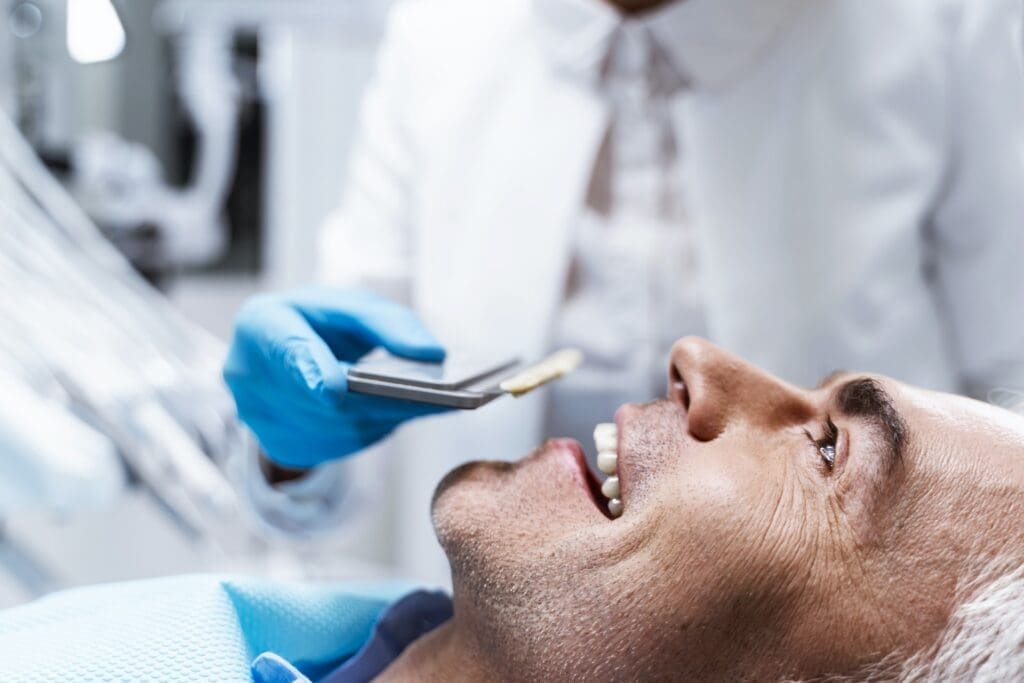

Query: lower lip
[
  {"left": 549, "top": 438, "right": 588, "bottom": 484},
  {"left": 548, "top": 438, "right": 608, "bottom": 513}
]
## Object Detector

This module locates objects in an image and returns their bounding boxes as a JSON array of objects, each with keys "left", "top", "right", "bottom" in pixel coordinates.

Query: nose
[{"left": 668, "top": 337, "right": 816, "bottom": 442}]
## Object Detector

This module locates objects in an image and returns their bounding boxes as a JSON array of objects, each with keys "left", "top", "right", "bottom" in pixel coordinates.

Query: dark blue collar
[{"left": 319, "top": 590, "right": 453, "bottom": 683}]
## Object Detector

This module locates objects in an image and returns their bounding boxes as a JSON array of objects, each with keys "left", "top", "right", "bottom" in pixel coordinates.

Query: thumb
[
  {"left": 251, "top": 653, "right": 311, "bottom": 683},
  {"left": 359, "top": 301, "right": 446, "bottom": 362},
  {"left": 289, "top": 288, "right": 446, "bottom": 363}
]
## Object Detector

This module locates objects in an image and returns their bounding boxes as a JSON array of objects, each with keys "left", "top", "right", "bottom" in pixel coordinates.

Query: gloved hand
[
  {"left": 224, "top": 286, "right": 449, "bottom": 469},
  {"left": 251, "top": 653, "right": 312, "bottom": 683}
]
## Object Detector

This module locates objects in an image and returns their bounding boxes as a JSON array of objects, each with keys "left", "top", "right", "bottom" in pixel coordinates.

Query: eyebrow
[{"left": 831, "top": 377, "right": 909, "bottom": 474}]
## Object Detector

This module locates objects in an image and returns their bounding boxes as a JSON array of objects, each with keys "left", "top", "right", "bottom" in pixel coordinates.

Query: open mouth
[
  {"left": 548, "top": 416, "right": 628, "bottom": 521},
  {"left": 550, "top": 438, "right": 617, "bottom": 521}
]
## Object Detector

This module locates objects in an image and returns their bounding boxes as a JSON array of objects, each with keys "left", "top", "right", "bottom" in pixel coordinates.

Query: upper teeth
[
  {"left": 593, "top": 423, "right": 622, "bottom": 518},
  {"left": 596, "top": 451, "right": 618, "bottom": 474}
]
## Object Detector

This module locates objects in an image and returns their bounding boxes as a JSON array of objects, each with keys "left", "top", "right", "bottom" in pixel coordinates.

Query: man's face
[{"left": 431, "top": 337, "right": 1024, "bottom": 680}]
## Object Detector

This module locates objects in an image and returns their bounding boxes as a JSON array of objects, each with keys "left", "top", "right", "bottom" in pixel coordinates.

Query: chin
[{"left": 429, "top": 458, "right": 513, "bottom": 556}]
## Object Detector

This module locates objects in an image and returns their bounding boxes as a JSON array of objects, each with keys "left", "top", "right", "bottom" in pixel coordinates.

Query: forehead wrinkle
[{"left": 835, "top": 378, "right": 909, "bottom": 472}]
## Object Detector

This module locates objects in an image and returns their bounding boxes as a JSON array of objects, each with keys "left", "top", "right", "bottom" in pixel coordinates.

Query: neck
[
  {"left": 607, "top": 0, "right": 673, "bottom": 15},
  {"left": 375, "top": 620, "right": 496, "bottom": 682}
]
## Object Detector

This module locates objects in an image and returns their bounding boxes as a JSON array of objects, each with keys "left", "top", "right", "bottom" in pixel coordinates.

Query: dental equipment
[
  {"left": 0, "top": 105, "right": 257, "bottom": 584},
  {"left": 348, "top": 348, "right": 584, "bottom": 409}
]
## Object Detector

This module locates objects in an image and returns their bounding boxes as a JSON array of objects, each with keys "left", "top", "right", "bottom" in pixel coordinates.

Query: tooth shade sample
[
  {"left": 608, "top": 498, "right": 623, "bottom": 518},
  {"left": 601, "top": 476, "right": 620, "bottom": 499},
  {"left": 500, "top": 348, "right": 583, "bottom": 396},
  {"left": 594, "top": 423, "right": 617, "bottom": 453}
]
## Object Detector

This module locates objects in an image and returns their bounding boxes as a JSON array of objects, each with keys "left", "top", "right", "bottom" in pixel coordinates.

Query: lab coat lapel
[{"left": 418, "top": 59, "right": 608, "bottom": 357}]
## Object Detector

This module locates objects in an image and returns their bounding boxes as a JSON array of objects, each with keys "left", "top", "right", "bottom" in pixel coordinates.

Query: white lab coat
[{"left": 309, "top": 0, "right": 1024, "bottom": 583}]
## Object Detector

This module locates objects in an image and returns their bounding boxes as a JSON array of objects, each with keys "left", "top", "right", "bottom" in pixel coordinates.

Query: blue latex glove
[
  {"left": 224, "top": 286, "right": 449, "bottom": 469},
  {"left": 252, "top": 653, "right": 312, "bottom": 683}
]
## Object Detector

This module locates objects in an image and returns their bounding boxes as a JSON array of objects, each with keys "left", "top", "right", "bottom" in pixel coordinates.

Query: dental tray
[{"left": 347, "top": 348, "right": 582, "bottom": 409}]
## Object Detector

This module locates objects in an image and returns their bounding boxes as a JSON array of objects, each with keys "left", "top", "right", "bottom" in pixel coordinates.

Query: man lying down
[{"left": 2, "top": 337, "right": 1023, "bottom": 682}]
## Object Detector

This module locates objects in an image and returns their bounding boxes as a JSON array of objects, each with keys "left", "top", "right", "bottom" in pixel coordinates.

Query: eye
[{"left": 805, "top": 416, "right": 839, "bottom": 472}]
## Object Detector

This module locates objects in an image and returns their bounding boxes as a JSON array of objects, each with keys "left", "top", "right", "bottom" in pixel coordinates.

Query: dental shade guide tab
[
  {"left": 498, "top": 348, "right": 583, "bottom": 396},
  {"left": 347, "top": 348, "right": 584, "bottom": 409}
]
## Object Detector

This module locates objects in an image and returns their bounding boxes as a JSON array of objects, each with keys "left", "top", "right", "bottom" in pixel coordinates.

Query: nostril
[{"left": 670, "top": 366, "right": 689, "bottom": 410}]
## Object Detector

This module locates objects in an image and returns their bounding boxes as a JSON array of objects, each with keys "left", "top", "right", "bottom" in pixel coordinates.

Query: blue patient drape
[{"left": 0, "top": 574, "right": 418, "bottom": 682}]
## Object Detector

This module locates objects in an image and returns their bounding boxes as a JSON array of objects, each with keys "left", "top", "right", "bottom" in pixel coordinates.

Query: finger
[
  {"left": 340, "top": 392, "right": 455, "bottom": 420},
  {"left": 251, "top": 653, "right": 310, "bottom": 683},
  {"left": 231, "top": 295, "right": 349, "bottom": 394},
  {"left": 256, "top": 414, "right": 397, "bottom": 468},
  {"left": 292, "top": 288, "right": 446, "bottom": 363}
]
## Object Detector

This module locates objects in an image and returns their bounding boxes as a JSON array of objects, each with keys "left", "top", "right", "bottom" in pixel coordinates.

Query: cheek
[
  {"left": 641, "top": 450, "right": 813, "bottom": 619},
  {"left": 666, "top": 450, "right": 775, "bottom": 539},
  {"left": 651, "top": 472, "right": 753, "bottom": 574}
]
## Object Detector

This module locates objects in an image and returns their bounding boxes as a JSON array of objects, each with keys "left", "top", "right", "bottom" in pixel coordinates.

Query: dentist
[{"left": 225, "top": 0, "right": 1024, "bottom": 583}]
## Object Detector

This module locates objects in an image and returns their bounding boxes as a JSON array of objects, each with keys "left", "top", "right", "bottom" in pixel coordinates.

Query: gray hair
[
  {"left": 898, "top": 564, "right": 1024, "bottom": 681},
  {"left": 800, "top": 564, "right": 1024, "bottom": 683}
]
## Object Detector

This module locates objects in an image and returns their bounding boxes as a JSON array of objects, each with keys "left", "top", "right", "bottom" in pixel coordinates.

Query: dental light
[{"left": 66, "top": 0, "right": 126, "bottom": 65}]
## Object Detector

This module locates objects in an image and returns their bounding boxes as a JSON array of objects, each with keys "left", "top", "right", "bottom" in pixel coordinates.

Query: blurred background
[{"left": 0, "top": 0, "right": 397, "bottom": 607}]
